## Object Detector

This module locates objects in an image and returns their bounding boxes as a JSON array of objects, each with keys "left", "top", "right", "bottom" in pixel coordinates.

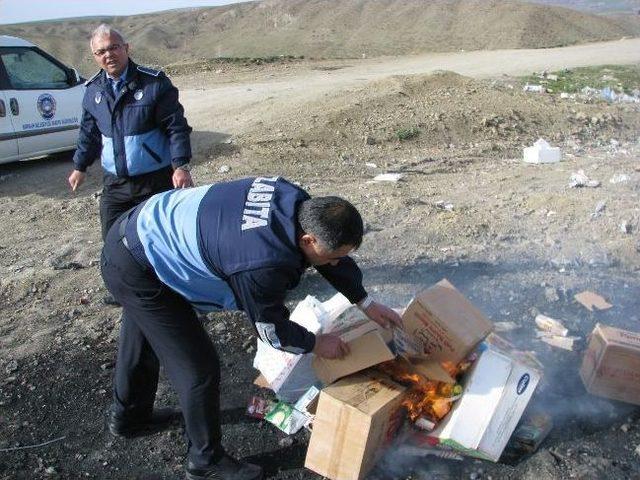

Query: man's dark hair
[{"left": 298, "top": 196, "right": 363, "bottom": 250}]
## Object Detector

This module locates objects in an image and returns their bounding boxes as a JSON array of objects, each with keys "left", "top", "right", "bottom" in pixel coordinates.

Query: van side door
[{"left": 0, "top": 46, "right": 82, "bottom": 159}]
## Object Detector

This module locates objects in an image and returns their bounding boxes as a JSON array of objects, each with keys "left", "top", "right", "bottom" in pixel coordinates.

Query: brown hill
[{"left": 3, "top": 0, "right": 639, "bottom": 75}]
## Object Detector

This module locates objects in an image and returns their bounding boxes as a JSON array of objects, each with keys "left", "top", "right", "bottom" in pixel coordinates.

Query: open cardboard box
[
  {"left": 426, "top": 340, "right": 542, "bottom": 461},
  {"left": 255, "top": 279, "right": 494, "bottom": 402}
]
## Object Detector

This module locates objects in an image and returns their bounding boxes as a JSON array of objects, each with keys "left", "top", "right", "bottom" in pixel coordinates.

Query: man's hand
[
  {"left": 68, "top": 170, "right": 86, "bottom": 191},
  {"left": 172, "top": 168, "right": 194, "bottom": 188},
  {"left": 362, "top": 301, "right": 403, "bottom": 329},
  {"left": 313, "top": 333, "right": 350, "bottom": 359}
]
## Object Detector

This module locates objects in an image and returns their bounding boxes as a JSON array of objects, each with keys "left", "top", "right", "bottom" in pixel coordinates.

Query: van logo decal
[
  {"left": 134, "top": 89, "right": 144, "bottom": 101},
  {"left": 95, "top": 92, "right": 102, "bottom": 104},
  {"left": 517, "top": 374, "right": 530, "bottom": 395},
  {"left": 37, "top": 94, "right": 56, "bottom": 120}
]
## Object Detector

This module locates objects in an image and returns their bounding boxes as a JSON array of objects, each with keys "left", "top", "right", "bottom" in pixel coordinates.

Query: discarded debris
[
  {"left": 574, "top": 291, "right": 613, "bottom": 311},
  {"left": 619, "top": 221, "right": 632, "bottom": 234},
  {"left": 609, "top": 173, "right": 630, "bottom": 184},
  {"left": 435, "top": 200, "right": 454, "bottom": 211},
  {"left": 569, "top": 170, "right": 600, "bottom": 188},
  {"left": 523, "top": 138, "right": 561, "bottom": 164},
  {"left": 246, "top": 396, "right": 275, "bottom": 420},
  {"left": 523, "top": 84, "right": 544, "bottom": 93},
  {"left": 218, "top": 165, "right": 231, "bottom": 174},
  {"left": 535, "top": 314, "right": 568, "bottom": 337},
  {"left": 494, "top": 321, "right": 520, "bottom": 332},
  {"left": 264, "top": 402, "right": 309, "bottom": 434},
  {"left": 371, "top": 173, "right": 404, "bottom": 183},
  {"left": 538, "top": 333, "right": 581, "bottom": 351},
  {"left": 580, "top": 324, "right": 640, "bottom": 406},
  {"left": 509, "top": 412, "right": 554, "bottom": 453},
  {"left": 591, "top": 200, "right": 606, "bottom": 219}
]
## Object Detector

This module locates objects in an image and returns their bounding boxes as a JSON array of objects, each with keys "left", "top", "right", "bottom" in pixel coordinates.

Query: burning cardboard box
[
  {"left": 426, "top": 341, "right": 542, "bottom": 462},
  {"left": 305, "top": 371, "right": 407, "bottom": 480},
  {"left": 580, "top": 323, "right": 640, "bottom": 406}
]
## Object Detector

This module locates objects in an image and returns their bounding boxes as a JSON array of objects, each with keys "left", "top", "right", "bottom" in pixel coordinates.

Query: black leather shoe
[
  {"left": 107, "top": 407, "right": 182, "bottom": 438},
  {"left": 185, "top": 455, "right": 263, "bottom": 480}
]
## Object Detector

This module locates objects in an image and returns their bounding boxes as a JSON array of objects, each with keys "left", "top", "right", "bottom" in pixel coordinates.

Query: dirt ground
[{"left": 1, "top": 41, "right": 639, "bottom": 479}]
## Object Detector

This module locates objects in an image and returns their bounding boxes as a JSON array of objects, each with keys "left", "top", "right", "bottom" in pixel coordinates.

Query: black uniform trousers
[
  {"left": 99, "top": 166, "right": 174, "bottom": 240},
  {"left": 101, "top": 214, "right": 224, "bottom": 468}
]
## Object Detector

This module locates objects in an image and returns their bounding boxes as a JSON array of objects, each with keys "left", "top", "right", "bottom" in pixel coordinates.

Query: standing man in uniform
[
  {"left": 101, "top": 176, "right": 402, "bottom": 480},
  {"left": 68, "top": 24, "right": 193, "bottom": 240}
]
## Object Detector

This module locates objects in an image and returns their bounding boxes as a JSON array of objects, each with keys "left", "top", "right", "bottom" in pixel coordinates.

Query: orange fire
[{"left": 377, "top": 360, "right": 466, "bottom": 423}]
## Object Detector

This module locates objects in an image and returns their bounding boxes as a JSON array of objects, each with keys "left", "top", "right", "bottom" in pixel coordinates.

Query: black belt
[{"left": 118, "top": 208, "right": 152, "bottom": 270}]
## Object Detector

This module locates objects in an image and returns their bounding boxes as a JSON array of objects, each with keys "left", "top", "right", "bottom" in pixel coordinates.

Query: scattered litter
[
  {"left": 508, "top": 412, "right": 553, "bottom": 453},
  {"left": 600, "top": 86, "right": 640, "bottom": 104},
  {"left": 535, "top": 314, "right": 568, "bottom": 337},
  {"left": 397, "top": 445, "right": 464, "bottom": 461},
  {"left": 523, "top": 84, "right": 544, "bottom": 93},
  {"left": 414, "top": 417, "right": 436, "bottom": 431},
  {"left": 523, "top": 138, "right": 561, "bottom": 164},
  {"left": 547, "top": 74, "right": 558, "bottom": 81},
  {"left": 293, "top": 385, "right": 320, "bottom": 418},
  {"left": 365, "top": 162, "right": 377, "bottom": 168},
  {"left": 371, "top": 173, "right": 403, "bottom": 183},
  {"left": 574, "top": 291, "right": 613, "bottom": 311},
  {"left": 569, "top": 170, "right": 600, "bottom": 188},
  {"left": 265, "top": 402, "right": 309, "bottom": 434},
  {"left": 494, "top": 321, "right": 520, "bottom": 332},
  {"left": 609, "top": 173, "right": 630, "bottom": 184},
  {"left": 591, "top": 201, "right": 606, "bottom": 218},
  {"left": 580, "top": 324, "right": 640, "bottom": 406},
  {"left": 538, "top": 333, "right": 581, "bottom": 351},
  {"left": 620, "top": 221, "right": 632, "bottom": 234},
  {"left": 218, "top": 165, "right": 231, "bottom": 174},
  {"left": 435, "top": 200, "right": 454, "bottom": 211},
  {"left": 246, "top": 396, "right": 275, "bottom": 420}
]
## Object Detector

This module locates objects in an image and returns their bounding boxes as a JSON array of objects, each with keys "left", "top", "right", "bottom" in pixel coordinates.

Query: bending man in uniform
[
  {"left": 101, "top": 176, "right": 402, "bottom": 480},
  {"left": 68, "top": 24, "right": 193, "bottom": 240}
]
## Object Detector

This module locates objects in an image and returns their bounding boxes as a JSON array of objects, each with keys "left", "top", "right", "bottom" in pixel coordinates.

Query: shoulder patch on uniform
[
  {"left": 84, "top": 70, "right": 102, "bottom": 86},
  {"left": 137, "top": 65, "right": 162, "bottom": 77}
]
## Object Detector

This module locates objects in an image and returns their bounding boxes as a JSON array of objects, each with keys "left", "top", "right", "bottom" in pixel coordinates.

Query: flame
[{"left": 377, "top": 360, "right": 458, "bottom": 422}]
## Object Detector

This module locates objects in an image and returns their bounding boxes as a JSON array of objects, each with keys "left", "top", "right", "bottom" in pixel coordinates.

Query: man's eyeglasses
[{"left": 93, "top": 44, "right": 123, "bottom": 57}]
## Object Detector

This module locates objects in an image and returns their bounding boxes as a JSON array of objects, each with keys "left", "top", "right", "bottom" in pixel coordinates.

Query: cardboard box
[
  {"left": 579, "top": 323, "right": 640, "bottom": 406},
  {"left": 400, "top": 279, "right": 493, "bottom": 363},
  {"left": 305, "top": 371, "right": 407, "bottom": 480},
  {"left": 428, "top": 343, "right": 541, "bottom": 461},
  {"left": 313, "top": 321, "right": 395, "bottom": 385}
]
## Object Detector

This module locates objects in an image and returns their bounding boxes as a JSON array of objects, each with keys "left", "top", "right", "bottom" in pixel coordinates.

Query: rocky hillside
[{"left": 3, "top": 0, "right": 640, "bottom": 75}]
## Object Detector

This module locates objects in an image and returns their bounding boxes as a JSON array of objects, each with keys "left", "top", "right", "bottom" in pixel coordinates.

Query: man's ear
[{"left": 299, "top": 233, "right": 317, "bottom": 247}]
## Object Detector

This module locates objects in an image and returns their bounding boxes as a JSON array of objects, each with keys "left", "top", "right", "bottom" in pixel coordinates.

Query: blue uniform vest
[{"left": 135, "top": 177, "right": 309, "bottom": 312}]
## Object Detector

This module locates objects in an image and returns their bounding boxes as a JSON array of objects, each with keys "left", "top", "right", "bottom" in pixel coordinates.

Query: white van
[{"left": 0, "top": 35, "right": 84, "bottom": 164}]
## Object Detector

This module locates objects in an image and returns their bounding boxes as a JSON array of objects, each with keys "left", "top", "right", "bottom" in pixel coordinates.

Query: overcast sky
[{"left": 0, "top": 0, "right": 251, "bottom": 25}]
